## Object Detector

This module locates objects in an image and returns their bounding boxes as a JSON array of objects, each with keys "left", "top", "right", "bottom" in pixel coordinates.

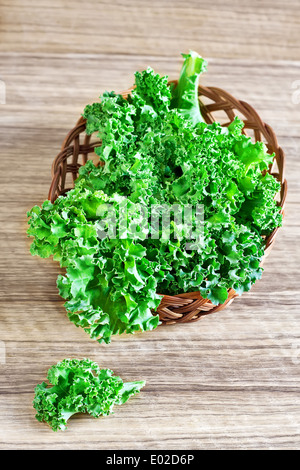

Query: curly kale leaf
[
  {"left": 27, "top": 187, "right": 161, "bottom": 344},
  {"left": 33, "top": 358, "right": 145, "bottom": 431}
]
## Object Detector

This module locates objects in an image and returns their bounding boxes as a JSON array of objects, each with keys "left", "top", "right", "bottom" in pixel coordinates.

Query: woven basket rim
[{"left": 47, "top": 82, "right": 287, "bottom": 324}]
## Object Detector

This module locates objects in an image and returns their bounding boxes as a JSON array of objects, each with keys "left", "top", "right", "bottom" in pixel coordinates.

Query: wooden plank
[{"left": 0, "top": 0, "right": 299, "bottom": 60}]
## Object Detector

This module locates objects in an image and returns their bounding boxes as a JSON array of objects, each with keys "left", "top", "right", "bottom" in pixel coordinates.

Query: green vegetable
[
  {"left": 33, "top": 358, "right": 145, "bottom": 431},
  {"left": 171, "top": 50, "right": 207, "bottom": 125},
  {"left": 27, "top": 51, "right": 282, "bottom": 344}
]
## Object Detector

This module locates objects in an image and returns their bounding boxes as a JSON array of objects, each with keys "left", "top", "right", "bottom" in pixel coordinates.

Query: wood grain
[
  {"left": 1, "top": 0, "right": 299, "bottom": 60},
  {"left": 0, "top": 0, "right": 299, "bottom": 450}
]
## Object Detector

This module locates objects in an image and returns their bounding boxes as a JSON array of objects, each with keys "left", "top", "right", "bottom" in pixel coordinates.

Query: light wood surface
[{"left": 0, "top": 0, "right": 299, "bottom": 450}]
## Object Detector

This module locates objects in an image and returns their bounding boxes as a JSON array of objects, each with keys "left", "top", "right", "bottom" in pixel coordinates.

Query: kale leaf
[{"left": 33, "top": 358, "right": 145, "bottom": 431}]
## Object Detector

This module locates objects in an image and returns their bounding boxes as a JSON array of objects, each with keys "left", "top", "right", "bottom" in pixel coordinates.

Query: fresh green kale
[
  {"left": 27, "top": 51, "right": 282, "bottom": 344},
  {"left": 170, "top": 50, "right": 207, "bottom": 125},
  {"left": 33, "top": 358, "right": 145, "bottom": 431}
]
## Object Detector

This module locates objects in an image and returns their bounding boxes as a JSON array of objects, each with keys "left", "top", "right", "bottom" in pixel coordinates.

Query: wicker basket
[{"left": 48, "top": 82, "right": 287, "bottom": 325}]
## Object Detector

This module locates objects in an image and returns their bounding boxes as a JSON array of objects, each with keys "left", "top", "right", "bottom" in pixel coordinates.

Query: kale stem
[{"left": 171, "top": 51, "right": 207, "bottom": 126}]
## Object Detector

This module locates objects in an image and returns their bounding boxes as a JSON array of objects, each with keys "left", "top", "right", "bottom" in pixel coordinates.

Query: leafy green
[
  {"left": 33, "top": 358, "right": 145, "bottom": 431},
  {"left": 171, "top": 50, "right": 207, "bottom": 125},
  {"left": 27, "top": 51, "right": 282, "bottom": 344}
]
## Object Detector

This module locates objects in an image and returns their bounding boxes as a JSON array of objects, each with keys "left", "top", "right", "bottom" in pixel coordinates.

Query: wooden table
[{"left": 0, "top": 0, "right": 299, "bottom": 450}]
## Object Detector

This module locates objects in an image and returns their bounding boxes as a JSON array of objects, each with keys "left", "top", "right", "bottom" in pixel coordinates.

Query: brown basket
[{"left": 48, "top": 82, "right": 287, "bottom": 325}]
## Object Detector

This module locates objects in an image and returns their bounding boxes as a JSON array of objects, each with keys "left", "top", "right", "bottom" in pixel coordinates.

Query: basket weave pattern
[{"left": 48, "top": 84, "right": 287, "bottom": 325}]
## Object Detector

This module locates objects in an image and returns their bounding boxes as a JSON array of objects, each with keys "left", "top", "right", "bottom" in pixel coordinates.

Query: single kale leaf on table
[
  {"left": 33, "top": 358, "right": 145, "bottom": 431},
  {"left": 27, "top": 51, "right": 282, "bottom": 344}
]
